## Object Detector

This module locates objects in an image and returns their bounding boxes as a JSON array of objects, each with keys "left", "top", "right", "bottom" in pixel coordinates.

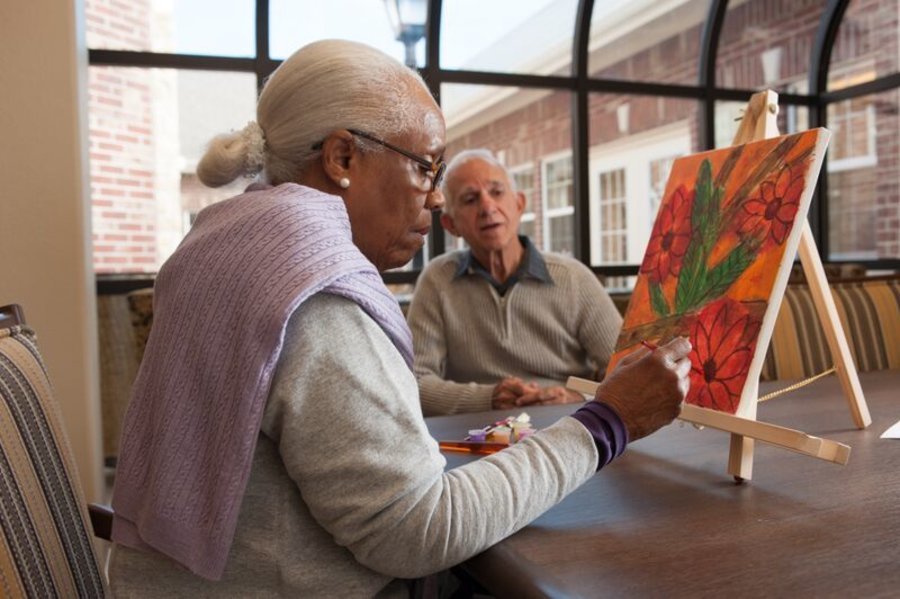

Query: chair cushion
[{"left": 0, "top": 325, "right": 106, "bottom": 597}]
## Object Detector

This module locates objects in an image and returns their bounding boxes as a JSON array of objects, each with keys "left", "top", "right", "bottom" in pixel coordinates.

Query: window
[
  {"left": 441, "top": 0, "right": 578, "bottom": 74},
  {"left": 86, "top": 0, "right": 900, "bottom": 279},
  {"left": 716, "top": 0, "right": 826, "bottom": 92},
  {"left": 828, "top": 96, "right": 877, "bottom": 171},
  {"left": 542, "top": 156, "right": 574, "bottom": 255},
  {"left": 598, "top": 169, "right": 627, "bottom": 264},
  {"left": 589, "top": 0, "right": 708, "bottom": 84},
  {"left": 511, "top": 165, "right": 537, "bottom": 240},
  {"left": 88, "top": 66, "right": 256, "bottom": 273},
  {"left": 648, "top": 156, "right": 677, "bottom": 219},
  {"left": 827, "top": 88, "right": 899, "bottom": 261}
]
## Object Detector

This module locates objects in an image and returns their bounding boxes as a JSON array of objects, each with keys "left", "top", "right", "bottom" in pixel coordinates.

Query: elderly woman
[{"left": 108, "top": 40, "right": 691, "bottom": 597}]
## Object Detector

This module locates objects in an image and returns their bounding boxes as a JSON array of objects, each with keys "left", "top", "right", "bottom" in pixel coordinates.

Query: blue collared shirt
[{"left": 454, "top": 236, "right": 554, "bottom": 296}]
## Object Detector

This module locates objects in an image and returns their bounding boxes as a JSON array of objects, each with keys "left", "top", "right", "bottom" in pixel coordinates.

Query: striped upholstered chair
[
  {"left": 0, "top": 304, "right": 107, "bottom": 597},
  {"left": 760, "top": 276, "right": 900, "bottom": 381}
]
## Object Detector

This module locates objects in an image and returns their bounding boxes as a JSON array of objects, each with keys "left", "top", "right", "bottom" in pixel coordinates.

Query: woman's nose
[{"left": 426, "top": 188, "right": 445, "bottom": 212}]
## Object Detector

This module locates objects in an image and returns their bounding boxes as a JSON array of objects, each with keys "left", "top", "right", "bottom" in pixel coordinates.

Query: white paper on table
[{"left": 880, "top": 419, "right": 900, "bottom": 439}]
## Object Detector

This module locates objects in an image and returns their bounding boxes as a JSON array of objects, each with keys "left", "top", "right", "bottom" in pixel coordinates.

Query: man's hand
[
  {"left": 491, "top": 377, "right": 542, "bottom": 409},
  {"left": 493, "top": 379, "right": 586, "bottom": 409},
  {"left": 536, "top": 386, "right": 586, "bottom": 405}
]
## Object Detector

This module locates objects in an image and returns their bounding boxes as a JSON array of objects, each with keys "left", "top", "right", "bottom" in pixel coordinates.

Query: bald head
[{"left": 441, "top": 149, "right": 515, "bottom": 216}]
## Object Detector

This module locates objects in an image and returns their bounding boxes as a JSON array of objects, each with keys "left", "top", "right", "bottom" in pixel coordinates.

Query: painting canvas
[{"left": 608, "top": 128, "right": 831, "bottom": 418}]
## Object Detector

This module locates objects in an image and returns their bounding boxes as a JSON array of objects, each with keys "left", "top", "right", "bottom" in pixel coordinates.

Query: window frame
[
  {"left": 509, "top": 162, "right": 537, "bottom": 239},
  {"left": 89, "top": 0, "right": 900, "bottom": 294}
]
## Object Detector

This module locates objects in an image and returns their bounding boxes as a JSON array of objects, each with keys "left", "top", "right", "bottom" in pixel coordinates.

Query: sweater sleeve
[
  {"left": 571, "top": 262, "right": 623, "bottom": 379},
  {"left": 407, "top": 262, "right": 495, "bottom": 415},
  {"left": 261, "top": 293, "right": 599, "bottom": 579}
]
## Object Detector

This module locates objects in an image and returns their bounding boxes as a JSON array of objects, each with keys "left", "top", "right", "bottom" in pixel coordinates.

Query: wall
[{"left": 0, "top": 0, "right": 103, "bottom": 500}]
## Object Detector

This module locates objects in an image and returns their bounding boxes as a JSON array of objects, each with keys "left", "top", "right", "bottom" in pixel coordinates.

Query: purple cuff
[{"left": 570, "top": 401, "right": 629, "bottom": 471}]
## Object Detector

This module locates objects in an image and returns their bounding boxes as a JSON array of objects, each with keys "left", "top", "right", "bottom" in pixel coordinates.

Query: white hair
[
  {"left": 197, "top": 39, "right": 433, "bottom": 187},
  {"left": 441, "top": 148, "right": 516, "bottom": 216}
]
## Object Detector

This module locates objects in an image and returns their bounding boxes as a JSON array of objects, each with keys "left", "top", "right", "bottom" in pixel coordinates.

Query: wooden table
[{"left": 426, "top": 370, "right": 900, "bottom": 598}]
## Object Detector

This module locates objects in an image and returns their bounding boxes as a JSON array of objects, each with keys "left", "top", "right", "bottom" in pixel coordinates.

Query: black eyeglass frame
[{"left": 346, "top": 129, "right": 446, "bottom": 192}]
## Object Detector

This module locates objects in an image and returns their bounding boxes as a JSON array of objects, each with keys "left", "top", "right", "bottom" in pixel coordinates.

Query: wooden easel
[{"left": 569, "top": 90, "right": 871, "bottom": 480}]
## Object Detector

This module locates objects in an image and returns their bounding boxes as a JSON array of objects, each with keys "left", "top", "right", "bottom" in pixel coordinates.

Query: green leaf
[
  {"left": 693, "top": 160, "right": 714, "bottom": 236},
  {"left": 649, "top": 282, "right": 670, "bottom": 317},
  {"left": 674, "top": 231, "right": 706, "bottom": 313},
  {"left": 700, "top": 245, "right": 755, "bottom": 303}
]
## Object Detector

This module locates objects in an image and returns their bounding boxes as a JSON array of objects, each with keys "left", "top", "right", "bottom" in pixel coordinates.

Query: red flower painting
[
  {"left": 687, "top": 297, "right": 761, "bottom": 413},
  {"left": 738, "top": 164, "right": 804, "bottom": 246},
  {"left": 640, "top": 184, "right": 694, "bottom": 283}
]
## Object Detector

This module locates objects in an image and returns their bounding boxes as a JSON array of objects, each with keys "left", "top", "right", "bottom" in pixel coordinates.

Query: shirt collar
[{"left": 453, "top": 236, "right": 554, "bottom": 287}]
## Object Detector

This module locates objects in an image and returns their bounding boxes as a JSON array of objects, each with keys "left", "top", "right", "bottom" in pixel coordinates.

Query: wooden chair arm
[{"left": 88, "top": 503, "right": 114, "bottom": 541}]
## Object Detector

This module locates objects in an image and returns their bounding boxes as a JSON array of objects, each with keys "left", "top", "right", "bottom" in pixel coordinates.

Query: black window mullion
[
  {"left": 255, "top": 0, "right": 279, "bottom": 90},
  {"left": 698, "top": 0, "right": 729, "bottom": 151},
  {"left": 425, "top": 0, "right": 445, "bottom": 260},
  {"left": 572, "top": 0, "right": 594, "bottom": 265},
  {"left": 809, "top": 0, "right": 851, "bottom": 263},
  {"left": 88, "top": 49, "right": 256, "bottom": 72}
]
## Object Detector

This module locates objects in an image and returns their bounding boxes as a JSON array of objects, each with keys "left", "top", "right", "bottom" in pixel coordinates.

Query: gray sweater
[
  {"left": 109, "top": 293, "right": 598, "bottom": 597},
  {"left": 408, "top": 250, "right": 623, "bottom": 416}
]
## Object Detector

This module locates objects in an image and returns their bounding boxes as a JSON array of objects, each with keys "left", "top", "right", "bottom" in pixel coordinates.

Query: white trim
[
  {"left": 588, "top": 121, "right": 692, "bottom": 264},
  {"left": 541, "top": 152, "right": 574, "bottom": 253},
  {"left": 510, "top": 162, "right": 538, "bottom": 236},
  {"left": 828, "top": 102, "right": 878, "bottom": 172}
]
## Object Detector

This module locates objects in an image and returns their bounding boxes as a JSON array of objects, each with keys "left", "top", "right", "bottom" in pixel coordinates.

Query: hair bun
[{"left": 240, "top": 121, "right": 266, "bottom": 176}]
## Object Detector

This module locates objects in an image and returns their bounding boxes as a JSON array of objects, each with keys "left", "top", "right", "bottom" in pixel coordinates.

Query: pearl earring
[{"left": 339, "top": 177, "right": 351, "bottom": 189}]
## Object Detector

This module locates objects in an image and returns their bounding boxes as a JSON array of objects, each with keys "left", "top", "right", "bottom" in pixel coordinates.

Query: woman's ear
[{"left": 320, "top": 130, "right": 356, "bottom": 189}]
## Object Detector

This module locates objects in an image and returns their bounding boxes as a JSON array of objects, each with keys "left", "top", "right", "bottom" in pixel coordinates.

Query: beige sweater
[
  {"left": 408, "top": 250, "right": 623, "bottom": 416},
  {"left": 109, "top": 293, "right": 598, "bottom": 597}
]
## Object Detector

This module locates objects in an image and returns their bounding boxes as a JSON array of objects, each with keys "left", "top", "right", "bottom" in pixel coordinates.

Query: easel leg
[
  {"left": 728, "top": 434, "right": 754, "bottom": 483},
  {"left": 798, "top": 223, "right": 872, "bottom": 428}
]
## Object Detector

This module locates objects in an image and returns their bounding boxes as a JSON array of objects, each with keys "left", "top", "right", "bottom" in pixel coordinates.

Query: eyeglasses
[{"left": 347, "top": 129, "right": 446, "bottom": 192}]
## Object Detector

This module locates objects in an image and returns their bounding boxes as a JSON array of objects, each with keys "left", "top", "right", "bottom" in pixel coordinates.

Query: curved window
[
  {"left": 717, "top": 0, "right": 826, "bottom": 92},
  {"left": 86, "top": 0, "right": 900, "bottom": 279},
  {"left": 828, "top": 0, "right": 899, "bottom": 91}
]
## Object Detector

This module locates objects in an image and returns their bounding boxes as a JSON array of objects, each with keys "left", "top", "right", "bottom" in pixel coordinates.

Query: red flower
[
  {"left": 641, "top": 184, "right": 694, "bottom": 283},
  {"left": 738, "top": 165, "right": 804, "bottom": 246},
  {"left": 687, "top": 298, "right": 761, "bottom": 413}
]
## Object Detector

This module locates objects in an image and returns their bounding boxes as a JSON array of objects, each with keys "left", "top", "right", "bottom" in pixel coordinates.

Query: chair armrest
[{"left": 89, "top": 503, "right": 114, "bottom": 541}]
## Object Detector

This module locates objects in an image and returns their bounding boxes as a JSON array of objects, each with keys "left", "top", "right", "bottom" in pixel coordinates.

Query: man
[{"left": 408, "top": 149, "right": 624, "bottom": 416}]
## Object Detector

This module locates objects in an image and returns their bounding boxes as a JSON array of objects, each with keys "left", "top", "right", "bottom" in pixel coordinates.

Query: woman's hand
[{"left": 593, "top": 337, "right": 692, "bottom": 441}]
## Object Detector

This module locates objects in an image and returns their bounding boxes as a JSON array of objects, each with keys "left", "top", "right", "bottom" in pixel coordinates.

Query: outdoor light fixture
[{"left": 383, "top": 0, "right": 426, "bottom": 67}]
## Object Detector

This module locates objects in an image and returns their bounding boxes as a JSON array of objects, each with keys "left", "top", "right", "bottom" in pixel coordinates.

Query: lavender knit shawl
[{"left": 110, "top": 183, "right": 413, "bottom": 580}]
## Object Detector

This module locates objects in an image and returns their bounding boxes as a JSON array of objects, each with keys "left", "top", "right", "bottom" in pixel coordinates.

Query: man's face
[{"left": 440, "top": 158, "right": 525, "bottom": 256}]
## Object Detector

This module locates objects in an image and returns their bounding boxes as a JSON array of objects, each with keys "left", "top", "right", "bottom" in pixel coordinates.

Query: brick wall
[{"left": 86, "top": 0, "right": 157, "bottom": 273}]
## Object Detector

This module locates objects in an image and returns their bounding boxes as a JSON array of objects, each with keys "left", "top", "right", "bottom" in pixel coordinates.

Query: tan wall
[{"left": 0, "top": 0, "right": 103, "bottom": 501}]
